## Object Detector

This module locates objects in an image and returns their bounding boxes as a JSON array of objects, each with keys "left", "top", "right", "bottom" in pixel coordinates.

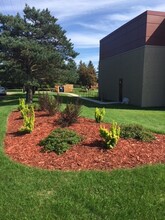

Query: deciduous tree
[{"left": 77, "top": 60, "right": 97, "bottom": 88}]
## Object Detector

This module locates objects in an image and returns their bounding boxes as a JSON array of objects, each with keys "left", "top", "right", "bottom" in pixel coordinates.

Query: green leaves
[
  {"left": 100, "top": 122, "right": 120, "bottom": 149},
  {"left": 120, "top": 124, "right": 155, "bottom": 142},
  {"left": 0, "top": 5, "right": 78, "bottom": 97},
  {"left": 95, "top": 107, "right": 106, "bottom": 123},
  {"left": 39, "top": 128, "right": 82, "bottom": 155},
  {"left": 19, "top": 100, "right": 35, "bottom": 133},
  {"left": 77, "top": 60, "right": 97, "bottom": 87}
]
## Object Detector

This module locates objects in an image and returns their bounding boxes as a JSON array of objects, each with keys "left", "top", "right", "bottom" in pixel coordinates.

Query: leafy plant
[
  {"left": 38, "top": 92, "right": 48, "bottom": 111},
  {"left": 39, "top": 128, "right": 82, "bottom": 154},
  {"left": 29, "top": 103, "right": 40, "bottom": 111},
  {"left": 100, "top": 121, "right": 120, "bottom": 149},
  {"left": 95, "top": 107, "right": 105, "bottom": 123},
  {"left": 19, "top": 105, "right": 35, "bottom": 133},
  {"left": 38, "top": 92, "right": 61, "bottom": 115},
  {"left": 58, "top": 99, "right": 81, "bottom": 127},
  {"left": 46, "top": 95, "right": 61, "bottom": 116},
  {"left": 120, "top": 124, "right": 155, "bottom": 142},
  {"left": 18, "top": 98, "right": 26, "bottom": 111}
]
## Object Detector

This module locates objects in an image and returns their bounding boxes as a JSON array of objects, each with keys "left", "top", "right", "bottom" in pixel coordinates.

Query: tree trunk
[{"left": 25, "top": 86, "right": 33, "bottom": 104}]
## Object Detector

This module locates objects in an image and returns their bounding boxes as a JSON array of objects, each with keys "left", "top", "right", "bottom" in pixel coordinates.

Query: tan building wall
[
  {"left": 99, "top": 45, "right": 165, "bottom": 107},
  {"left": 55, "top": 84, "right": 73, "bottom": 93},
  {"left": 99, "top": 10, "right": 165, "bottom": 107},
  {"left": 142, "top": 45, "right": 165, "bottom": 107},
  {"left": 99, "top": 47, "right": 145, "bottom": 106}
]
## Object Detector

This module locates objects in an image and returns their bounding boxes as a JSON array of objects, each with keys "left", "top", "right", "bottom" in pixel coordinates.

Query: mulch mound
[{"left": 4, "top": 110, "right": 165, "bottom": 171}]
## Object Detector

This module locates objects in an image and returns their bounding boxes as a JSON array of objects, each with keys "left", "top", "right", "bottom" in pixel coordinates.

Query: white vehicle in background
[{"left": 0, "top": 86, "right": 7, "bottom": 95}]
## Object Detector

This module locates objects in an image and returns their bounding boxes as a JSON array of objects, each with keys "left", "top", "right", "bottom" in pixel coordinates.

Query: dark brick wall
[{"left": 100, "top": 10, "right": 165, "bottom": 60}]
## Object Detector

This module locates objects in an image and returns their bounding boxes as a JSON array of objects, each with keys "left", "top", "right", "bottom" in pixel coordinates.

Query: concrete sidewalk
[{"left": 64, "top": 93, "right": 121, "bottom": 105}]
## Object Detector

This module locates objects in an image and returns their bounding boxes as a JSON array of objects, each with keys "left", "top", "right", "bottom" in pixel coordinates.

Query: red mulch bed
[{"left": 4, "top": 110, "right": 165, "bottom": 171}]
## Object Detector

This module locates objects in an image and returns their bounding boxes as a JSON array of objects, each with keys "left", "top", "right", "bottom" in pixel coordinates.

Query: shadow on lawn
[
  {"left": 56, "top": 94, "right": 165, "bottom": 111},
  {"left": 1, "top": 92, "right": 165, "bottom": 112},
  {"left": 0, "top": 93, "right": 25, "bottom": 107}
]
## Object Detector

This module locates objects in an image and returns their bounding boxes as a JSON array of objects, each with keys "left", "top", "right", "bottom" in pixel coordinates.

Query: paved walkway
[{"left": 64, "top": 93, "right": 121, "bottom": 105}]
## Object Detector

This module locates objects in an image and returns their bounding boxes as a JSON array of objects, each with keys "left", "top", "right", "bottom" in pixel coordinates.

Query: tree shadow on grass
[
  {"left": 55, "top": 94, "right": 165, "bottom": 111},
  {"left": 0, "top": 93, "right": 25, "bottom": 107}
]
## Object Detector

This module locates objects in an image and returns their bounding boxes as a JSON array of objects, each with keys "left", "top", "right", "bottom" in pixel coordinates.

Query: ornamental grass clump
[
  {"left": 58, "top": 99, "right": 81, "bottom": 127},
  {"left": 95, "top": 107, "right": 105, "bottom": 123},
  {"left": 38, "top": 92, "right": 61, "bottom": 116},
  {"left": 39, "top": 128, "right": 82, "bottom": 155},
  {"left": 100, "top": 121, "right": 120, "bottom": 149}
]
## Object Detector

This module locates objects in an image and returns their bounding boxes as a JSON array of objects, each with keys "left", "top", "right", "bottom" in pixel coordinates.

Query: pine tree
[{"left": 0, "top": 5, "right": 78, "bottom": 102}]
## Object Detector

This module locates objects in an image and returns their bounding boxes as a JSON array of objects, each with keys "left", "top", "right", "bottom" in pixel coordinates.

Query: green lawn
[
  {"left": 73, "top": 87, "right": 98, "bottom": 99},
  {"left": 83, "top": 104, "right": 165, "bottom": 134},
  {"left": 0, "top": 92, "right": 165, "bottom": 219},
  {"left": 60, "top": 94, "right": 165, "bottom": 134}
]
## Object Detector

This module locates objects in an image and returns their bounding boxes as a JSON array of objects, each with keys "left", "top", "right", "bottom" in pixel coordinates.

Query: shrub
[
  {"left": 19, "top": 105, "right": 35, "bottom": 133},
  {"left": 38, "top": 92, "right": 48, "bottom": 111},
  {"left": 46, "top": 95, "right": 61, "bottom": 116},
  {"left": 58, "top": 99, "right": 81, "bottom": 127},
  {"left": 120, "top": 124, "right": 155, "bottom": 142},
  {"left": 39, "top": 128, "right": 82, "bottom": 154},
  {"left": 38, "top": 92, "right": 60, "bottom": 115},
  {"left": 18, "top": 98, "right": 26, "bottom": 111},
  {"left": 100, "top": 121, "right": 120, "bottom": 149},
  {"left": 95, "top": 107, "right": 105, "bottom": 123},
  {"left": 29, "top": 103, "right": 40, "bottom": 111}
]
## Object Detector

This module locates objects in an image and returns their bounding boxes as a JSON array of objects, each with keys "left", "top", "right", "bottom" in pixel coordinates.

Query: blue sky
[{"left": 0, "top": 0, "right": 165, "bottom": 68}]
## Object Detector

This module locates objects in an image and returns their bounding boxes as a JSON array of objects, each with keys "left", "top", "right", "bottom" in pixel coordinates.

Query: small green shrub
[
  {"left": 100, "top": 121, "right": 120, "bottom": 149},
  {"left": 95, "top": 107, "right": 105, "bottom": 123},
  {"left": 58, "top": 99, "right": 81, "bottom": 127},
  {"left": 29, "top": 103, "right": 40, "bottom": 111},
  {"left": 38, "top": 92, "right": 48, "bottom": 111},
  {"left": 120, "top": 124, "right": 155, "bottom": 142},
  {"left": 19, "top": 105, "right": 35, "bottom": 133},
  {"left": 39, "top": 128, "right": 82, "bottom": 154},
  {"left": 46, "top": 95, "right": 61, "bottom": 116},
  {"left": 38, "top": 92, "right": 60, "bottom": 115}
]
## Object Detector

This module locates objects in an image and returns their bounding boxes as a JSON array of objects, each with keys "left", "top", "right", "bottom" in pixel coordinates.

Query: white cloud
[
  {"left": 73, "top": 2, "right": 165, "bottom": 39},
  {"left": 1, "top": 0, "right": 165, "bottom": 68},
  {"left": 152, "top": 3, "right": 165, "bottom": 11},
  {"left": 68, "top": 33, "right": 103, "bottom": 49},
  {"left": 0, "top": 0, "right": 129, "bottom": 19},
  {"left": 75, "top": 54, "right": 99, "bottom": 66}
]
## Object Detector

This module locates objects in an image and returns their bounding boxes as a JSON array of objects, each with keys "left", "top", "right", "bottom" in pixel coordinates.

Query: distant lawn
[
  {"left": 73, "top": 87, "right": 98, "bottom": 99},
  {"left": 0, "top": 92, "right": 165, "bottom": 219},
  {"left": 83, "top": 104, "right": 165, "bottom": 134},
  {"left": 59, "top": 94, "right": 165, "bottom": 134}
]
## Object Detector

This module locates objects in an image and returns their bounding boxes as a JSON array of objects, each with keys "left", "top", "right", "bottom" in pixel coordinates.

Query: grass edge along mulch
[{"left": 0, "top": 93, "right": 165, "bottom": 219}]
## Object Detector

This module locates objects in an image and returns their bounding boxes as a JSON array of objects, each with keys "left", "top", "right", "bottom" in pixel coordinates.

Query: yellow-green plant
[
  {"left": 19, "top": 105, "right": 35, "bottom": 133},
  {"left": 95, "top": 107, "right": 105, "bottom": 123},
  {"left": 18, "top": 98, "right": 26, "bottom": 111},
  {"left": 100, "top": 121, "right": 120, "bottom": 149}
]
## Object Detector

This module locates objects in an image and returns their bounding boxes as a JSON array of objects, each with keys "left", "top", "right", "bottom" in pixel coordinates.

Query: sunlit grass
[{"left": 0, "top": 92, "right": 165, "bottom": 219}]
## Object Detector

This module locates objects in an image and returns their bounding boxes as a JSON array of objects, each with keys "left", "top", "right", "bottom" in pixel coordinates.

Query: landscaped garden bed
[{"left": 4, "top": 110, "right": 165, "bottom": 171}]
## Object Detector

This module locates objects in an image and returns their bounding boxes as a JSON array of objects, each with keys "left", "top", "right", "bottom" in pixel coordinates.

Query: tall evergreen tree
[
  {"left": 57, "top": 60, "right": 79, "bottom": 84},
  {"left": 0, "top": 5, "right": 78, "bottom": 102}
]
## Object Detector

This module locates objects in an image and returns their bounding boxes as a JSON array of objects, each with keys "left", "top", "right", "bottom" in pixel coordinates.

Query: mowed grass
[
  {"left": 83, "top": 104, "right": 165, "bottom": 134},
  {"left": 60, "top": 94, "right": 165, "bottom": 134},
  {"left": 0, "top": 92, "right": 165, "bottom": 219},
  {"left": 73, "top": 87, "right": 98, "bottom": 99}
]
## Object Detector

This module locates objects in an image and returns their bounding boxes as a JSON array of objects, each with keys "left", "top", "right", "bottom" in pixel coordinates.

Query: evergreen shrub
[{"left": 39, "top": 128, "right": 82, "bottom": 154}]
